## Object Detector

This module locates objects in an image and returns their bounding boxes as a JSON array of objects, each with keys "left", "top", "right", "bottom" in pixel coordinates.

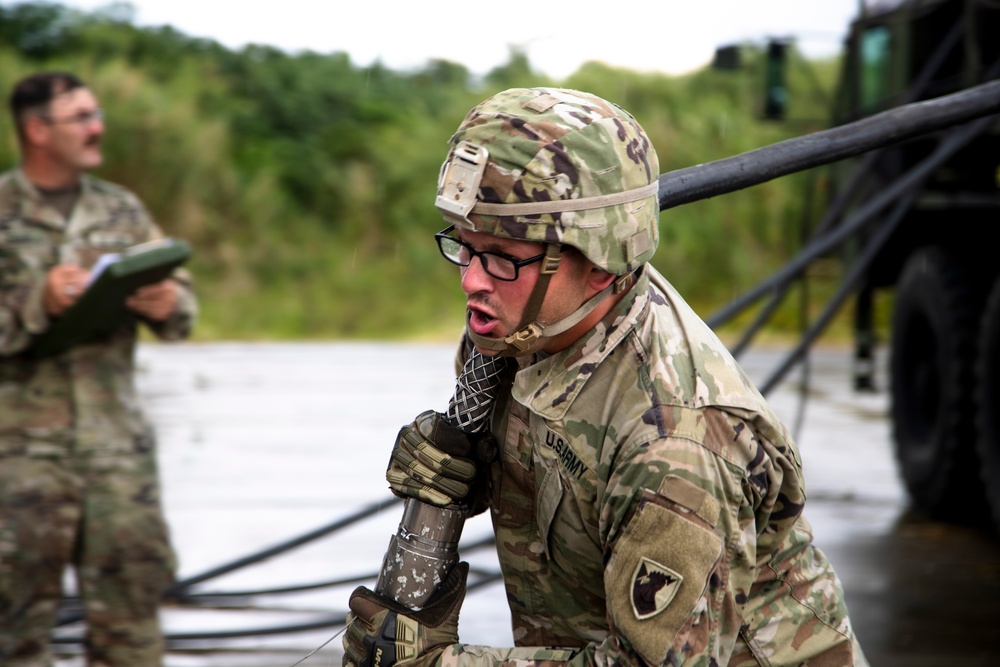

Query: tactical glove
[
  {"left": 343, "top": 562, "right": 468, "bottom": 667},
  {"left": 386, "top": 410, "right": 478, "bottom": 507}
]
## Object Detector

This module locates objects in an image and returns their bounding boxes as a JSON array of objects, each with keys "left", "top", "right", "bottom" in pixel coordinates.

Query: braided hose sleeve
[{"left": 375, "top": 351, "right": 509, "bottom": 610}]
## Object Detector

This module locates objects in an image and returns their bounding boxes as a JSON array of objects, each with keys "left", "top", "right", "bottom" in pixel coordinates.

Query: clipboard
[{"left": 32, "top": 238, "right": 192, "bottom": 358}]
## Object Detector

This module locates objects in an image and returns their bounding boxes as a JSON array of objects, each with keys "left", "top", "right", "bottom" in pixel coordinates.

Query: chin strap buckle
[
  {"left": 540, "top": 244, "right": 563, "bottom": 275},
  {"left": 504, "top": 323, "right": 544, "bottom": 353},
  {"left": 614, "top": 273, "right": 634, "bottom": 294}
]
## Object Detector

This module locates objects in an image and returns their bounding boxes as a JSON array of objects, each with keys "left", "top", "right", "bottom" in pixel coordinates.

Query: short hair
[{"left": 9, "top": 71, "right": 85, "bottom": 139}]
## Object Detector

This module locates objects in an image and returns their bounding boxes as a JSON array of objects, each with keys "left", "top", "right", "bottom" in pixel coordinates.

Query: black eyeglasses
[
  {"left": 41, "top": 108, "right": 104, "bottom": 126},
  {"left": 435, "top": 225, "right": 565, "bottom": 281}
]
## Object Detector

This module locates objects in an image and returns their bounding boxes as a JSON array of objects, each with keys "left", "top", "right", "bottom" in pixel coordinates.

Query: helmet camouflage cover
[{"left": 436, "top": 87, "right": 660, "bottom": 276}]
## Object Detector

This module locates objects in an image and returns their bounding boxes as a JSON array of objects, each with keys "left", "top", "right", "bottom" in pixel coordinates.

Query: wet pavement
[
  {"left": 50, "top": 342, "right": 1000, "bottom": 667},
  {"left": 741, "top": 348, "right": 1000, "bottom": 667},
  {"left": 830, "top": 509, "right": 1000, "bottom": 666}
]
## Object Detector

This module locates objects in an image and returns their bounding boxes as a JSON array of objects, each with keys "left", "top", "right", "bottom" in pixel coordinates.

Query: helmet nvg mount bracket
[{"left": 437, "top": 141, "right": 489, "bottom": 228}]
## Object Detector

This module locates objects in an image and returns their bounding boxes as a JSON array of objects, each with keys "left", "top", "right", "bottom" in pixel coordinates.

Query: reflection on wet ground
[
  {"left": 838, "top": 510, "right": 1000, "bottom": 667},
  {"left": 50, "top": 342, "right": 1000, "bottom": 667}
]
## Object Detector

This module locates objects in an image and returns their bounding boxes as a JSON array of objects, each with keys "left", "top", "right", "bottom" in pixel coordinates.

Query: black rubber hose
[{"left": 657, "top": 78, "right": 1000, "bottom": 211}]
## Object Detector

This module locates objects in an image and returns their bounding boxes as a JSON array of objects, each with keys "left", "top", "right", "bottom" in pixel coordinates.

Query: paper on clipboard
[{"left": 32, "top": 238, "right": 192, "bottom": 357}]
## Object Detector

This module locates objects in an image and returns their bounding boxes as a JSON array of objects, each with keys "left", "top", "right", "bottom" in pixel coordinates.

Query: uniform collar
[
  {"left": 10, "top": 167, "right": 94, "bottom": 231},
  {"left": 511, "top": 266, "right": 652, "bottom": 421}
]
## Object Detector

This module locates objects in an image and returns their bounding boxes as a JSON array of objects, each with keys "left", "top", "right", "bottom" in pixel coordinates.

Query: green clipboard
[{"left": 32, "top": 238, "right": 192, "bottom": 358}]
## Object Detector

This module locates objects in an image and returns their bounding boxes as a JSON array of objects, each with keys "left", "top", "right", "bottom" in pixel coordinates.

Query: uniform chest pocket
[
  {"left": 493, "top": 415, "right": 536, "bottom": 529},
  {"left": 536, "top": 464, "right": 563, "bottom": 561},
  {"left": 71, "top": 230, "right": 140, "bottom": 269},
  {"left": 533, "top": 437, "right": 601, "bottom": 570},
  {"left": 0, "top": 224, "right": 58, "bottom": 271}
]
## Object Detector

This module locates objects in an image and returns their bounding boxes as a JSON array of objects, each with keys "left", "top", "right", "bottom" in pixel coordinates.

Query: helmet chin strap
[{"left": 465, "top": 243, "right": 632, "bottom": 357}]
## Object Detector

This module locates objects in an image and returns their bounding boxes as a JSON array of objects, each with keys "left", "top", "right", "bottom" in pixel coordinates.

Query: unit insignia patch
[{"left": 630, "top": 557, "right": 683, "bottom": 620}]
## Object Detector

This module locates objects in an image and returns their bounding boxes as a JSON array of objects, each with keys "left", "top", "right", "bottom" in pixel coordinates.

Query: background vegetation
[{"left": 0, "top": 1, "right": 852, "bottom": 343}]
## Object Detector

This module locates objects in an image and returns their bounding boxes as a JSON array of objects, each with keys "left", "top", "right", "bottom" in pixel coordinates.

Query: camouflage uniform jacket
[
  {"left": 443, "top": 265, "right": 867, "bottom": 667},
  {"left": 0, "top": 167, "right": 196, "bottom": 457}
]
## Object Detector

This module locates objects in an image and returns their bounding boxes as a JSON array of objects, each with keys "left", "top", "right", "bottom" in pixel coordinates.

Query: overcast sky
[{"left": 56, "top": 0, "right": 865, "bottom": 78}]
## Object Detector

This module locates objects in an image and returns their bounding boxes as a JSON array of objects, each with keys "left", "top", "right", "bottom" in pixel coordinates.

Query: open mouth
[{"left": 467, "top": 305, "right": 498, "bottom": 335}]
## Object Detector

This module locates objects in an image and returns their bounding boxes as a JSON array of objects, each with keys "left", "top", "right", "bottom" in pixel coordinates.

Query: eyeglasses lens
[{"left": 438, "top": 236, "right": 517, "bottom": 281}]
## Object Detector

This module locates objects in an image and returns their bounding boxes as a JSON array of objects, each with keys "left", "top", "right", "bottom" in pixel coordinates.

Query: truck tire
[
  {"left": 890, "top": 247, "right": 987, "bottom": 521},
  {"left": 977, "top": 277, "right": 1000, "bottom": 533}
]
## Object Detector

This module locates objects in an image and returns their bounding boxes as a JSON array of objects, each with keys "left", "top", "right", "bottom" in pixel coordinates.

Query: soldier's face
[
  {"left": 38, "top": 87, "right": 105, "bottom": 173},
  {"left": 458, "top": 228, "right": 591, "bottom": 355}
]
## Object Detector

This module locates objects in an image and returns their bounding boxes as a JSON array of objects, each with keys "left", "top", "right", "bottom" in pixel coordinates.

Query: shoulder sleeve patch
[
  {"left": 606, "top": 498, "right": 724, "bottom": 665},
  {"left": 631, "top": 557, "right": 683, "bottom": 619}
]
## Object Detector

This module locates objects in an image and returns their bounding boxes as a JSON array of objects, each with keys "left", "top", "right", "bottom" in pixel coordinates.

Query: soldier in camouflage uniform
[
  {"left": 344, "top": 88, "right": 868, "bottom": 666},
  {"left": 0, "top": 72, "right": 196, "bottom": 666}
]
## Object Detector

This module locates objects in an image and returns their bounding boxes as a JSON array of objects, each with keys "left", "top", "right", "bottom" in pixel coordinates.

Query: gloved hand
[
  {"left": 343, "top": 562, "right": 468, "bottom": 667},
  {"left": 386, "top": 410, "right": 478, "bottom": 507}
]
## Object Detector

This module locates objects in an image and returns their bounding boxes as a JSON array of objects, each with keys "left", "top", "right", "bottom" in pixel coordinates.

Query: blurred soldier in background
[
  {"left": 343, "top": 88, "right": 868, "bottom": 666},
  {"left": 0, "top": 71, "right": 197, "bottom": 666}
]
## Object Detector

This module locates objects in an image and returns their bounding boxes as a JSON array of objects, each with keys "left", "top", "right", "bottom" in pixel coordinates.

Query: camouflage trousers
[{"left": 0, "top": 447, "right": 176, "bottom": 667}]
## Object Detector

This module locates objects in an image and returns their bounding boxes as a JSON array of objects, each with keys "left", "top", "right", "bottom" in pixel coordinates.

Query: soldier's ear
[
  {"left": 587, "top": 265, "right": 617, "bottom": 293},
  {"left": 23, "top": 115, "right": 51, "bottom": 147}
]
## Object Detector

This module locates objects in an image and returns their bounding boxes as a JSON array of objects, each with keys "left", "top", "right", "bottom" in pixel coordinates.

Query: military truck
[
  {"left": 704, "top": 0, "right": 1000, "bottom": 531},
  {"left": 824, "top": 0, "right": 1000, "bottom": 530}
]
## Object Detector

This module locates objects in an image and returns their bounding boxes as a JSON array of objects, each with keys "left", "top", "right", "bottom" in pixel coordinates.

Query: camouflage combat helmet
[{"left": 435, "top": 87, "right": 660, "bottom": 356}]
